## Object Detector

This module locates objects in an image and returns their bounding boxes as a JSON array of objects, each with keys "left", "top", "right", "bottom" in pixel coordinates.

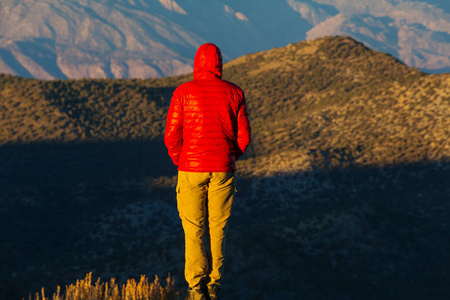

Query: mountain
[
  {"left": 1, "top": 36, "right": 450, "bottom": 299},
  {"left": 305, "top": 0, "right": 450, "bottom": 72},
  {"left": 0, "top": 0, "right": 449, "bottom": 80}
]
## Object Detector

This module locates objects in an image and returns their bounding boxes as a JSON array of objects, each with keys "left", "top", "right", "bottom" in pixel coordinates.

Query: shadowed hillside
[{"left": 1, "top": 36, "right": 449, "bottom": 299}]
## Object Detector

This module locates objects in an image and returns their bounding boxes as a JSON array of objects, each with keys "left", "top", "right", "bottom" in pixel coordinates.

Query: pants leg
[
  {"left": 207, "top": 172, "right": 235, "bottom": 286},
  {"left": 177, "top": 171, "right": 210, "bottom": 288},
  {"left": 177, "top": 171, "right": 235, "bottom": 288}
]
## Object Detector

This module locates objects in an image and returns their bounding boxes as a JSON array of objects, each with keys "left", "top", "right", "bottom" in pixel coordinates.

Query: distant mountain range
[
  {"left": 1, "top": 36, "right": 450, "bottom": 299},
  {"left": 0, "top": 0, "right": 449, "bottom": 79}
]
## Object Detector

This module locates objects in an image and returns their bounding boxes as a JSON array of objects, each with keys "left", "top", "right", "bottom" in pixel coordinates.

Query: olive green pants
[{"left": 177, "top": 171, "right": 235, "bottom": 288}]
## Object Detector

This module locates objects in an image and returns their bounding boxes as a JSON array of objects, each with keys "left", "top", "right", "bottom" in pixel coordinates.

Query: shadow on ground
[{"left": 0, "top": 141, "right": 449, "bottom": 299}]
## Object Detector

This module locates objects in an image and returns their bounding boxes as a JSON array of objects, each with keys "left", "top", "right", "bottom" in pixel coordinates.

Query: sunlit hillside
[
  {"left": 1, "top": 36, "right": 449, "bottom": 300},
  {"left": 2, "top": 36, "right": 449, "bottom": 167},
  {"left": 0, "top": 75, "right": 180, "bottom": 144},
  {"left": 226, "top": 36, "right": 450, "bottom": 173}
]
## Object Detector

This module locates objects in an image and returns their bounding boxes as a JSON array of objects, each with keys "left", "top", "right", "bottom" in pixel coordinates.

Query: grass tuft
[{"left": 27, "top": 273, "right": 182, "bottom": 300}]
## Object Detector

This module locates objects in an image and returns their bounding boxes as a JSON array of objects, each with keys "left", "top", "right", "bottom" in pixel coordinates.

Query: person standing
[{"left": 164, "top": 43, "right": 251, "bottom": 300}]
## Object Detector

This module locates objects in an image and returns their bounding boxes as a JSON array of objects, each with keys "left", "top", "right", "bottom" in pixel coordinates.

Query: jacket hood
[{"left": 193, "top": 43, "right": 223, "bottom": 79}]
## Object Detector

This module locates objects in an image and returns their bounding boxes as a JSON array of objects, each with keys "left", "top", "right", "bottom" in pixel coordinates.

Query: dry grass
[{"left": 27, "top": 273, "right": 181, "bottom": 300}]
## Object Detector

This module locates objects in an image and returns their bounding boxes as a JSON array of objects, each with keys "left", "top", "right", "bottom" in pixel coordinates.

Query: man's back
[{"left": 165, "top": 44, "right": 250, "bottom": 172}]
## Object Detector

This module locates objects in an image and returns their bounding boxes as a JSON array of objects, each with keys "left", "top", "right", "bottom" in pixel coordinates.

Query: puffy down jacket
[{"left": 164, "top": 43, "right": 251, "bottom": 172}]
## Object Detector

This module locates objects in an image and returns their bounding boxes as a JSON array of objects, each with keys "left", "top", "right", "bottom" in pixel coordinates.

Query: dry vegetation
[
  {"left": 0, "top": 75, "right": 187, "bottom": 144},
  {"left": 27, "top": 273, "right": 180, "bottom": 300}
]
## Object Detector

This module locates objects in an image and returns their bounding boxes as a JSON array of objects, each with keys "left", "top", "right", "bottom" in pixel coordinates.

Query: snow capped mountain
[
  {"left": 157, "top": 0, "right": 187, "bottom": 15},
  {"left": 0, "top": 0, "right": 449, "bottom": 79},
  {"left": 306, "top": 0, "right": 450, "bottom": 71}
]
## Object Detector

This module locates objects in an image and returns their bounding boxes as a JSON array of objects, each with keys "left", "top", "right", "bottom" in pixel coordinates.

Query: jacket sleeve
[
  {"left": 235, "top": 95, "right": 251, "bottom": 160},
  {"left": 165, "top": 89, "right": 183, "bottom": 166}
]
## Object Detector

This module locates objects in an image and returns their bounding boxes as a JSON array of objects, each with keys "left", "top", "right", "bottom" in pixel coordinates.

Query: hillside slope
[
  {"left": 3, "top": 36, "right": 448, "bottom": 167},
  {"left": 1, "top": 36, "right": 450, "bottom": 299},
  {"left": 226, "top": 36, "right": 450, "bottom": 173}
]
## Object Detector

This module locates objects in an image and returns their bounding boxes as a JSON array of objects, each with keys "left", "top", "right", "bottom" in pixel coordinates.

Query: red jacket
[{"left": 164, "top": 43, "right": 251, "bottom": 172}]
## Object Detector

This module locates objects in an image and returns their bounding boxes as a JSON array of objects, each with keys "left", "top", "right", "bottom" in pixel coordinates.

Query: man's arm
[
  {"left": 235, "top": 96, "right": 251, "bottom": 160},
  {"left": 164, "top": 90, "right": 183, "bottom": 166}
]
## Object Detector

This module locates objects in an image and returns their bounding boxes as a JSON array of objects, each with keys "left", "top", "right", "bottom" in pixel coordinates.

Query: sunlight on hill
[{"left": 223, "top": 36, "right": 450, "bottom": 175}]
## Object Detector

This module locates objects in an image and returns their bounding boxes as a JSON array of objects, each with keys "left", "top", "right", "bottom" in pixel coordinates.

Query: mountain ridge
[{"left": 0, "top": 0, "right": 449, "bottom": 79}]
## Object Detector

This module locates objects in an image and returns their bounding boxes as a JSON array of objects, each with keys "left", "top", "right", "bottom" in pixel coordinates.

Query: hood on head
[{"left": 193, "top": 43, "right": 223, "bottom": 79}]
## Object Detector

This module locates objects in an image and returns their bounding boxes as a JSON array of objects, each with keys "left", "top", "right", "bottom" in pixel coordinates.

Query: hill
[
  {"left": 1, "top": 36, "right": 450, "bottom": 299},
  {"left": 226, "top": 36, "right": 450, "bottom": 172}
]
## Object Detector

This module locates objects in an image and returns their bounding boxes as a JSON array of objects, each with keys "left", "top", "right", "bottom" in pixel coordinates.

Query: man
[{"left": 164, "top": 43, "right": 251, "bottom": 300}]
